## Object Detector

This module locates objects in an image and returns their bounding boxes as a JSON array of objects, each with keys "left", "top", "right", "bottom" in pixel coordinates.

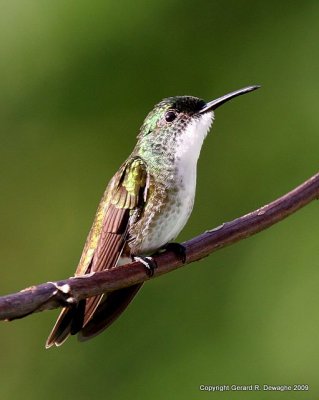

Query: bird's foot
[
  {"left": 134, "top": 256, "right": 158, "bottom": 277},
  {"left": 163, "top": 242, "right": 187, "bottom": 263}
]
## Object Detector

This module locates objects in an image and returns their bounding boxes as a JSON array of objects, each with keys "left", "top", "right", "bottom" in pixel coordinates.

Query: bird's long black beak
[{"left": 199, "top": 85, "right": 260, "bottom": 114}]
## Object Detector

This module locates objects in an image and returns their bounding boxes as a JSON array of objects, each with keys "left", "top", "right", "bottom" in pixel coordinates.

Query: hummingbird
[{"left": 46, "top": 85, "right": 260, "bottom": 348}]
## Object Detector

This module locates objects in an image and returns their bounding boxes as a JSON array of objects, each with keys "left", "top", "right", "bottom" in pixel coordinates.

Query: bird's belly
[{"left": 135, "top": 185, "right": 195, "bottom": 255}]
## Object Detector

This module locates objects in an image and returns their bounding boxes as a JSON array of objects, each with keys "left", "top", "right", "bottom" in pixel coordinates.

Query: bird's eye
[{"left": 165, "top": 110, "right": 177, "bottom": 122}]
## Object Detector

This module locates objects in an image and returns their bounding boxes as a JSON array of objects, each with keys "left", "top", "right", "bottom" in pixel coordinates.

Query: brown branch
[{"left": 1, "top": 172, "right": 319, "bottom": 322}]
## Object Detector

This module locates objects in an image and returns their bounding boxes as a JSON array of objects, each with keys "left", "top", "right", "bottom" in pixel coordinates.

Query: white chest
[{"left": 137, "top": 112, "right": 213, "bottom": 254}]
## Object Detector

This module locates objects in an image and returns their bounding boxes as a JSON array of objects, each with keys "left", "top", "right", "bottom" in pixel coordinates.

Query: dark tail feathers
[{"left": 45, "top": 284, "right": 142, "bottom": 348}]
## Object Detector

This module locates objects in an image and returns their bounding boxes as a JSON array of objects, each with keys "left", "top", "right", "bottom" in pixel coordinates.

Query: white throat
[{"left": 176, "top": 112, "right": 213, "bottom": 176}]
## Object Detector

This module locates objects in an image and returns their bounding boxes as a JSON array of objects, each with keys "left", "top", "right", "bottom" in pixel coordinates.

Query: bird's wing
[
  {"left": 46, "top": 157, "right": 149, "bottom": 347},
  {"left": 80, "top": 157, "right": 149, "bottom": 324}
]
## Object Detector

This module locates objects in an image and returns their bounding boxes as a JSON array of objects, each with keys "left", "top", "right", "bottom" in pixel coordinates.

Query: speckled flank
[{"left": 128, "top": 111, "right": 213, "bottom": 254}]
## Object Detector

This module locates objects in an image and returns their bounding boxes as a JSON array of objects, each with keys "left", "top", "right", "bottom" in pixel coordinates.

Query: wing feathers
[{"left": 46, "top": 157, "right": 149, "bottom": 347}]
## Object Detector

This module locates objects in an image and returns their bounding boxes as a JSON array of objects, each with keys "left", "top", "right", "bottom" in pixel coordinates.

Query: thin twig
[{"left": 0, "top": 172, "right": 318, "bottom": 321}]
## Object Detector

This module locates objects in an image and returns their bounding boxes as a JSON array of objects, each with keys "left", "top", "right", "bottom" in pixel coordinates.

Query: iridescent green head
[
  {"left": 138, "top": 85, "right": 260, "bottom": 139},
  {"left": 138, "top": 96, "right": 206, "bottom": 138}
]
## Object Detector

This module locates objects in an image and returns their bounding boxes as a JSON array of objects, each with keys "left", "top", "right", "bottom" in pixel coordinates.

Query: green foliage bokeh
[{"left": 1, "top": 1, "right": 319, "bottom": 399}]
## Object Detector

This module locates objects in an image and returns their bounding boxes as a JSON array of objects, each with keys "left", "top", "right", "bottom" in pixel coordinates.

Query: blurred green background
[{"left": 1, "top": 1, "right": 319, "bottom": 399}]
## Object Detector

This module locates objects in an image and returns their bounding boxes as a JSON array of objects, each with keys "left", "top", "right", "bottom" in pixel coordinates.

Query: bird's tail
[
  {"left": 45, "top": 284, "right": 142, "bottom": 348},
  {"left": 45, "top": 300, "right": 86, "bottom": 348},
  {"left": 78, "top": 283, "right": 142, "bottom": 341}
]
